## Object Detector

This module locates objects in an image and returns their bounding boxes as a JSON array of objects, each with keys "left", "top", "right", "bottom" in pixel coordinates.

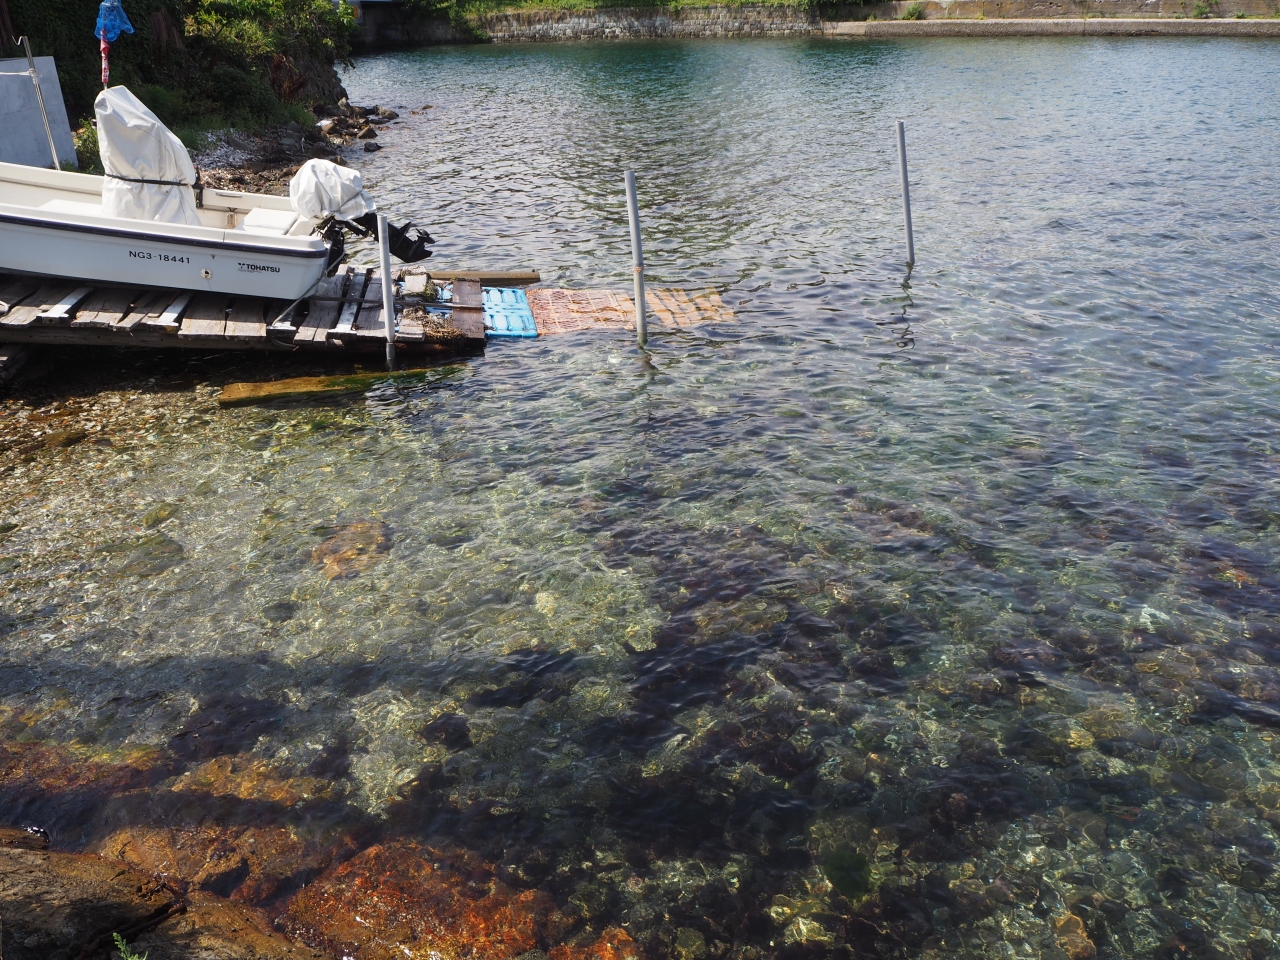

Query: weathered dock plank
[
  {"left": 72, "top": 288, "right": 140, "bottom": 329},
  {"left": 178, "top": 294, "right": 230, "bottom": 340},
  {"left": 116, "top": 290, "right": 169, "bottom": 332},
  {"left": 225, "top": 299, "right": 268, "bottom": 341},
  {"left": 293, "top": 268, "right": 350, "bottom": 345},
  {"left": 145, "top": 292, "right": 192, "bottom": 332},
  {"left": 2, "top": 283, "right": 82, "bottom": 327},
  {"left": 334, "top": 268, "right": 371, "bottom": 336},
  {"left": 36, "top": 286, "right": 94, "bottom": 324},
  {"left": 0, "top": 280, "right": 40, "bottom": 318},
  {"left": 347, "top": 273, "right": 388, "bottom": 341},
  {"left": 450, "top": 278, "right": 486, "bottom": 340}
]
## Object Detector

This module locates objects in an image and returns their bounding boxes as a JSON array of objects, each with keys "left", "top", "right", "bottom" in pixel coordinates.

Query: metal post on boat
[
  {"left": 896, "top": 120, "right": 915, "bottom": 267},
  {"left": 20, "top": 37, "right": 60, "bottom": 171},
  {"left": 377, "top": 212, "right": 396, "bottom": 370},
  {"left": 624, "top": 170, "right": 648, "bottom": 347}
]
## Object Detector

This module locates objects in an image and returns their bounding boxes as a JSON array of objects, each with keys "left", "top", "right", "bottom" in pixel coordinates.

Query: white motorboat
[
  {"left": 0, "top": 160, "right": 330, "bottom": 300},
  {"left": 0, "top": 86, "right": 433, "bottom": 304}
]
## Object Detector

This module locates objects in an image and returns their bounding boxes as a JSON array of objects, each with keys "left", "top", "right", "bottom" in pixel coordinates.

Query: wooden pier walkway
[
  {"left": 0, "top": 267, "right": 735, "bottom": 371},
  {"left": 0, "top": 267, "right": 491, "bottom": 357}
]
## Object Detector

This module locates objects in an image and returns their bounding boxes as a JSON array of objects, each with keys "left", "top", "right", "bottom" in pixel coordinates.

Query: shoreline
[{"left": 453, "top": 3, "right": 1280, "bottom": 43}]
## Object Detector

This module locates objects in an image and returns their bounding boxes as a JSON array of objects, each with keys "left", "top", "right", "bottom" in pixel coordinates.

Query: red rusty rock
[{"left": 281, "top": 840, "right": 561, "bottom": 960}]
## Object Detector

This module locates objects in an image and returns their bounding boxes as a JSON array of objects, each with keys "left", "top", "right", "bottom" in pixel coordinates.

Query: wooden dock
[
  {"left": 0, "top": 267, "right": 495, "bottom": 357},
  {"left": 0, "top": 269, "right": 737, "bottom": 394}
]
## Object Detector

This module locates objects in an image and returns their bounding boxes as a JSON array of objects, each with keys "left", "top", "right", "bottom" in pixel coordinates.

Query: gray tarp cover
[{"left": 95, "top": 86, "right": 200, "bottom": 225}]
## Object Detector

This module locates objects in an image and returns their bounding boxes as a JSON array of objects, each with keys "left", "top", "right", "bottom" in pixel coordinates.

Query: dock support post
[
  {"left": 20, "top": 37, "right": 60, "bottom": 171},
  {"left": 378, "top": 212, "right": 396, "bottom": 369},
  {"left": 896, "top": 121, "right": 915, "bottom": 267},
  {"left": 624, "top": 170, "right": 648, "bottom": 347}
]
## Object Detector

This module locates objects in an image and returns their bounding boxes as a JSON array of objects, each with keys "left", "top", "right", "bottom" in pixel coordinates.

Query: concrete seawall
[
  {"left": 467, "top": 3, "right": 1280, "bottom": 41},
  {"left": 828, "top": 16, "right": 1280, "bottom": 34}
]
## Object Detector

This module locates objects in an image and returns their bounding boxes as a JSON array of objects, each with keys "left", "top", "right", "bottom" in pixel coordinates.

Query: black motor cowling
[{"left": 349, "top": 212, "right": 435, "bottom": 263}]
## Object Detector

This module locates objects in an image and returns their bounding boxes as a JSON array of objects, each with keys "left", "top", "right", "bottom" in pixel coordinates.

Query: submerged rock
[
  {"left": 311, "top": 520, "right": 391, "bottom": 580},
  {"left": 282, "top": 840, "right": 559, "bottom": 960}
]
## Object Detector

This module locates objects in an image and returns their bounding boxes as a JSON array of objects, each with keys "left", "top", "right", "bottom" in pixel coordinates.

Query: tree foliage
[{"left": 4, "top": 0, "right": 355, "bottom": 126}]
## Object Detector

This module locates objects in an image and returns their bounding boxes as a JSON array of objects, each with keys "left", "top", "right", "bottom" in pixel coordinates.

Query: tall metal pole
[
  {"left": 624, "top": 170, "right": 648, "bottom": 347},
  {"left": 378, "top": 213, "right": 396, "bottom": 370},
  {"left": 20, "top": 38, "right": 60, "bottom": 170},
  {"left": 896, "top": 120, "right": 915, "bottom": 267}
]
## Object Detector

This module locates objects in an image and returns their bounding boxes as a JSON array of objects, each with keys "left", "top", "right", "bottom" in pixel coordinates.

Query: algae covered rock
[{"left": 822, "top": 847, "right": 873, "bottom": 900}]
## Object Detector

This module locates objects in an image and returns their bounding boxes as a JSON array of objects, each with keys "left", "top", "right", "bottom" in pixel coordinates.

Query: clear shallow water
[{"left": 4, "top": 36, "right": 1280, "bottom": 960}]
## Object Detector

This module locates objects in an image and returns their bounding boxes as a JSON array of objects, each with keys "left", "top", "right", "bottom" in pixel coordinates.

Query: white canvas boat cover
[
  {"left": 95, "top": 86, "right": 200, "bottom": 226},
  {"left": 289, "top": 159, "right": 376, "bottom": 222}
]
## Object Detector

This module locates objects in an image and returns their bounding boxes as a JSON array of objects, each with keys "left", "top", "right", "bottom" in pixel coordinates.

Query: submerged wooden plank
[
  {"left": 225, "top": 299, "right": 268, "bottom": 341},
  {"left": 219, "top": 368, "right": 435, "bottom": 407},
  {"left": 2, "top": 283, "right": 84, "bottom": 327},
  {"left": 72, "top": 288, "right": 140, "bottom": 328},
  {"left": 178, "top": 294, "right": 229, "bottom": 339},
  {"left": 294, "top": 268, "right": 350, "bottom": 345}
]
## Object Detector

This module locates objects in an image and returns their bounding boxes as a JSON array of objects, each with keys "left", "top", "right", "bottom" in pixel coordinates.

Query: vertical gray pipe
[
  {"left": 624, "top": 170, "right": 648, "bottom": 347},
  {"left": 896, "top": 120, "right": 915, "bottom": 267},
  {"left": 378, "top": 212, "right": 396, "bottom": 370},
  {"left": 21, "top": 38, "right": 60, "bottom": 170}
]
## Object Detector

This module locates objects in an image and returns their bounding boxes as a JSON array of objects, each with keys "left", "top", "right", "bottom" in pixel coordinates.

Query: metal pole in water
[
  {"left": 378, "top": 212, "right": 396, "bottom": 370},
  {"left": 624, "top": 170, "right": 648, "bottom": 347},
  {"left": 21, "top": 38, "right": 60, "bottom": 171},
  {"left": 896, "top": 120, "right": 915, "bottom": 267}
]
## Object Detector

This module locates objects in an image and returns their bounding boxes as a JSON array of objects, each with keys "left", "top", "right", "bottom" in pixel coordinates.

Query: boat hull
[{"left": 0, "top": 207, "right": 329, "bottom": 300}]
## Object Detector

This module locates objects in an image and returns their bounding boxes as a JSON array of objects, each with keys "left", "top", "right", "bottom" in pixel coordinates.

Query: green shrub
[
  {"left": 4, "top": 0, "right": 356, "bottom": 126},
  {"left": 73, "top": 121, "right": 102, "bottom": 174},
  {"left": 901, "top": 0, "right": 926, "bottom": 17}
]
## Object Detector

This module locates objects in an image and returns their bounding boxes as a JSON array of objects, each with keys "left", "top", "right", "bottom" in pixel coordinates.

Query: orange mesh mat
[{"left": 526, "top": 288, "right": 733, "bottom": 335}]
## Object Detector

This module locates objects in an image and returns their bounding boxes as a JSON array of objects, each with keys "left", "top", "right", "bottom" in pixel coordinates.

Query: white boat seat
[
  {"left": 40, "top": 198, "right": 105, "bottom": 217},
  {"left": 238, "top": 207, "right": 300, "bottom": 237}
]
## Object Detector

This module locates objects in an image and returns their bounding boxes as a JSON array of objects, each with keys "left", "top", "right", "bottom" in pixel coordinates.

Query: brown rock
[
  {"left": 356, "top": 125, "right": 378, "bottom": 140},
  {"left": 0, "top": 846, "right": 176, "bottom": 960},
  {"left": 1055, "top": 913, "right": 1096, "bottom": 960},
  {"left": 93, "top": 819, "right": 350, "bottom": 905},
  {"left": 549, "top": 927, "right": 640, "bottom": 960},
  {"left": 133, "top": 891, "right": 334, "bottom": 960},
  {"left": 44, "top": 427, "right": 87, "bottom": 448},
  {"left": 311, "top": 521, "right": 391, "bottom": 580},
  {"left": 0, "top": 827, "right": 49, "bottom": 850},
  {"left": 281, "top": 840, "right": 558, "bottom": 960}
]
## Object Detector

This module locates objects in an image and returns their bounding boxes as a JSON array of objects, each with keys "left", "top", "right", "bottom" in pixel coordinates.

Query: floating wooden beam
[{"left": 423, "top": 269, "right": 541, "bottom": 286}]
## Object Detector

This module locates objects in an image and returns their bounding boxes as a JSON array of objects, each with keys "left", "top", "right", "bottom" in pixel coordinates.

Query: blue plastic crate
[{"left": 483, "top": 287, "right": 538, "bottom": 338}]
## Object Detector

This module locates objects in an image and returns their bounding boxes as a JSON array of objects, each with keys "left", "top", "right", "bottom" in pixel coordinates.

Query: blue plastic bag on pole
[
  {"left": 95, "top": 0, "right": 133, "bottom": 88},
  {"left": 95, "top": 0, "right": 134, "bottom": 43}
]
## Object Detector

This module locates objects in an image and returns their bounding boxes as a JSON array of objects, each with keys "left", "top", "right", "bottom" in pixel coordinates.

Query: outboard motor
[
  {"left": 346, "top": 212, "right": 434, "bottom": 263},
  {"left": 289, "top": 159, "right": 436, "bottom": 274}
]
